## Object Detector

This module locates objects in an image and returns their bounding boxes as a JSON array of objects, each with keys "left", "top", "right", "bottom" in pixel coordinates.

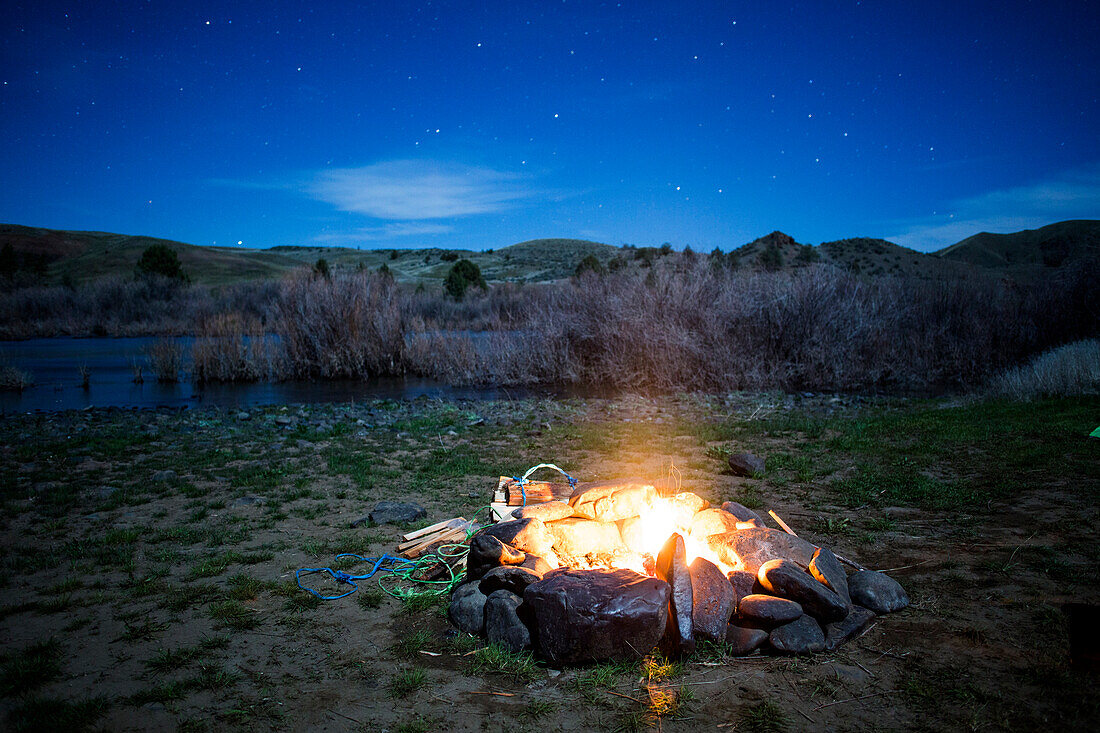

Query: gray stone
[
  {"left": 758, "top": 559, "right": 848, "bottom": 623},
  {"left": 689, "top": 508, "right": 741, "bottom": 538},
  {"left": 726, "top": 570, "right": 761, "bottom": 604},
  {"left": 236, "top": 411, "right": 251, "bottom": 421},
  {"left": 512, "top": 501, "right": 575, "bottom": 522},
  {"left": 274, "top": 416, "right": 294, "bottom": 426},
  {"left": 824, "top": 606, "right": 877, "bottom": 651},
  {"left": 232, "top": 495, "right": 263, "bottom": 507},
  {"left": 545, "top": 517, "right": 625, "bottom": 559},
  {"left": 726, "top": 624, "right": 769, "bottom": 656},
  {"left": 367, "top": 501, "right": 426, "bottom": 525},
  {"left": 720, "top": 501, "right": 763, "bottom": 524},
  {"left": 727, "top": 453, "right": 766, "bottom": 477},
  {"left": 479, "top": 566, "right": 543, "bottom": 596},
  {"left": 484, "top": 590, "right": 531, "bottom": 653},
  {"left": 809, "top": 547, "right": 852, "bottom": 607},
  {"left": 657, "top": 533, "right": 695, "bottom": 657},
  {"left": 848, "top": 571, "right": 909, "bottom": 614},
  {"left": 524, "top": 568, "right": 670, "bottom": 665},
  {"left": 769, "top": 614, "right": 825, "bottom": 655},
  {"left": 689, "top": 557, "right": 735, "bottom": 644},
  {"left": 448, "top": 582, "right": 487, "bottom": 635},
  {"left": 568, "top": 480, "right": 658, "bottom": 522},
  {"left": 708, "top": 528, "right": 818, "bottom": 573},
  {"left": 738, "top": 594, "right": 803, "bottom": 626},
  {"left": 152, "top": 470, "right": 177, "bottom": 482},
  {"left": 475, "top": 518, "right": 554, "bottom": 558},
  {"left": 467, "top": 534, "right": 526, "bottom": 581}
]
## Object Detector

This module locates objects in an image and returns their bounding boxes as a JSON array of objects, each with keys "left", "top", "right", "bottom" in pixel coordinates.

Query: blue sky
[{"left": 2, "top": 1, "right": 1098, "bottom": 252}]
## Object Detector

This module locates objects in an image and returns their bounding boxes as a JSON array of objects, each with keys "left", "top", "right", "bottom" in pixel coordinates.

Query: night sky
[{"left": 2, "top": 1, "right": 1098, "bottom": 252}]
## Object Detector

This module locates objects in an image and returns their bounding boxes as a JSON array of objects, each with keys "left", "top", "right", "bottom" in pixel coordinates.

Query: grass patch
[
  {"left": 388, "top": 667, "right": 427, "bottom": 698},
  {"left": 208, "top": 600, "right": 258, "bottom": 630},
  {"left": 0, "top": 638, "right": 63, "bottom": 696},
  {"left": 470, "top": 643, "right": 538, "bottom": 682},
  {"left": 739, "top": 700, "right": 788, "bottom": 732}
]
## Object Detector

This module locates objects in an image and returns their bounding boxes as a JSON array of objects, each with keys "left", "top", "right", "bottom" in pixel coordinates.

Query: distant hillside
[
  {"left": 2, "top": 220, "right": 1095, "bottom": 289},
  {"left": 935, "top": 219, "right": 1100, "bottom": 272}
]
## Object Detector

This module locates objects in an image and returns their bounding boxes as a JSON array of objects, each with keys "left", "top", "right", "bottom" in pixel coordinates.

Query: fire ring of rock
[{"left": 448, "top": 480, "right": 908, "bottom": 664}]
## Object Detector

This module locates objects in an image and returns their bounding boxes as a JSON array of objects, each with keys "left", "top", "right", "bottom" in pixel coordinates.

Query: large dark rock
[
  {"left": 824, "top": 606, "right": 877, "bottom": 651},
  {"left": 757, "top": 559, "right": 848, "bottom": 623},
  {"left": 568, "top": 480, "right": 658, "bottom": 522},
  {"left": 448, "top": 581, "right": 487, "bottom": 635},
  {"left": 479, "top": 565, "right": 543, "bottom": 596},
  {"left": 769, "top": 614, "right": 825, "bottom": 655},
  {"left": 546, "top": 518, "right": 626, "bottom": 559},
  {"left": 689, "top": 557, "right": 735, "bottom": 643},
  {"left": 512, "top": 501, "right": 575, "bottom": 522},
  {"left": 519, "top": 553, "right": 554, "bottom": 576},
  {"left": 467, "top": 534, "right": 526, "bottom": 581},
  {"left": 524, "top": 568, "right": 670, "bottom": 665},
  {"left": 737, "top": 594, "right": 803, "bottom": 626},
  {"left": 708, "top": 528, "right": 818, "bottom": 573},
  {"left": 367, "top": 501, "right": 426, "bottom": 525},
  {"left": 474, "top": 518, "right": 554, "bottom": 557},
  {"left": 720, "top": 501, "right": 763, "bottom": 524},
  {"left": 727, "top": 453, "right": 765, "bottom": 477},
  {"left": 726, "top": 570, "right": 761, "bottom": 604},
  {"left": 726, "top": 624, "right": 769, "bottom": 656},
  {"left": 484, "top": 590, "right": 531, "bottom": 653},
  {"left": 689, "top": 508, "right": 741, "bottom": 538},
  {"left": 656, "top": 534, "right": 695, "bottom": 657},
  {"left": 848, "top": 571, "right": 909, "bottom": 614},
  {"left": 809, "top": 547, "right": 851, "bottom": 607}
]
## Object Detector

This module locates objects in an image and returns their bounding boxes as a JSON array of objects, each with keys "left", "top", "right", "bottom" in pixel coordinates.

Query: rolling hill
[{"left": 934, "top": 219, "right": 1100, "bottom": 273}]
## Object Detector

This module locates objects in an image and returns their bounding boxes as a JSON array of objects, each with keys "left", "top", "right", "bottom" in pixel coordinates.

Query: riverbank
[{"left": 1, "top": 394, "right": 1097, "bottom": 731}]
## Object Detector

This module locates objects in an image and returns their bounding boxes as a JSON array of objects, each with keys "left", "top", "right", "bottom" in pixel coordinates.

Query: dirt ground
[{"left": 0, "top": 393, "right": 1097, "bottom": 732}]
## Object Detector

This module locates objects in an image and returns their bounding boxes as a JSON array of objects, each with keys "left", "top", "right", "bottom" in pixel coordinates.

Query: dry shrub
[
  {"left": 988, "top": 339, "right": 1100, "bottom": 399},
  {"left": 275, "top": 271, "right": 405, "bottom": 378},
  {"left": 191, "top": 313, "right": 284, "bottom": 383},
  {"left": 0, "top": 359, "right": 33, "bottom": 391},
  {"left": 145, "top": 338, "right": 184, "bottom": 382}
]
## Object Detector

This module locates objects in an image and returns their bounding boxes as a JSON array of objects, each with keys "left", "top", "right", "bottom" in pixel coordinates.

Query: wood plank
[
  {"left": 397, "top": 518, "right": 466, "bottom": 550},
  {"left": 401, "top": 526, "right": 468, "bottom": 559},
  {"left": 401, "top": 517, "right": 466, "bottom": 542}
]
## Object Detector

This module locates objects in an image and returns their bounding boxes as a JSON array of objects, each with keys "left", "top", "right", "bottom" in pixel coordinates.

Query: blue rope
[
  {"left": 511, "top": 463, "right": 577, "bottom": 508},
  {"left": 295, "top": 553, "right": 417, "bottom": 600}
]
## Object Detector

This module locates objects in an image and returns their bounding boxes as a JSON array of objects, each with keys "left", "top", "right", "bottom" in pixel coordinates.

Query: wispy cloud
[
  {"left": 306, "top": 160, "right": 530, "bottom": 220},
  {"left": 312, "top": 222, "right": 453, "bottom": 245},
  {"left": 888, "top": 164, "right": 1100, "bottom": 251}
]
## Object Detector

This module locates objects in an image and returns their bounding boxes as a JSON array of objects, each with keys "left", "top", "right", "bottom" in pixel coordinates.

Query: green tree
[
  {"left": 313, "top": 257, "right": 331, "bottom": 279},
  {"left": 135, "top": 244, "right": 185, "bottom": 280},
  {"left": 574, "top": 254, "right": 605, "bottom": 277},
  {"left": 444, "top": 259, "right": 487, "bottom": 300},
  {"left": 759, "top": 243, "right": 783, "bottom": 271}
]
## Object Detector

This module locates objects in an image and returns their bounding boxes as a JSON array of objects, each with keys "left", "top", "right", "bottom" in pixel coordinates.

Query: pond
[{"left": 0, "top": 337, "right": 537, "bottom": 413}]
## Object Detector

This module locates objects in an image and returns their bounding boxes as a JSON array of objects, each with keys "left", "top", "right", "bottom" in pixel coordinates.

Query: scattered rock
[
  {"left": 824, "top": 606, "right": 877, "bottom": 651},
  {"left": 484, "top": 590, "right": 531, "bottom": 653},
  {"left": 727, "top": 453, "right": 766, "bottom": 477},
  {"left": 525, "top": 568, "right": 670, "bottom": 665},
  {"left": 848, "top": 571, "right": 909, "bottom": 614},
  {"left": 512, "top": 501, "right": 575, "bottom": 522},
  {"left": 152, "top": 470, "right": 177, "bottom": 482},
  {"left": 545, "top": 518, "right": 626, "bottom": 559},
  {"left": 769, "top": 614, "right": 825, "bottom": 655},
  {"left": 448, "top": 582, "right": 487, "bottom": 635},
  {"left": 366, "top": 501, "right": 426, "bottom": 525},
  {"left": 568, "top": 480, "right": 659, "bottom": 522},
  {"left": 726, "top": 624, "right": 769, "bottom": 656},
  {"left": 809, "top": 547, "right": 852, "bottom": 607},
  {"left": 467, "top": 534, "right": 526, "bottom": 580},
  {"left": 720, "top": 501, "right": 763, "bottom": 524},
  {"left": 689, "top": 557, "right": 735, "bottom": 643},
  {"left": 479, "top": 566, "right": 543, "bottom": 596},
  {"left": 757, "top": 559, "right": 848, "bottom": 623},
  {"left": 708, "top": 528, "right": 818, "bottom": 573},
  {"left": 236, "top": 411, "right": 251, "bottom": 421},
  {"left": 274, "top": 416, "right": 294, "bottom": 426},
  {"left": 737, "top": 594, "right": 803, "bottom": 626},
  {"left": 232, "top": 495, "right": 263, "bottom": 507},
  {"left": 689, "top": 508, "right": 741, "bottom": 538},
  {"left": 656, "top": 533, "right": 695, "bottom": 657},
  {"left": 519, "top": 553, "right": 554, "bottom": 575}
]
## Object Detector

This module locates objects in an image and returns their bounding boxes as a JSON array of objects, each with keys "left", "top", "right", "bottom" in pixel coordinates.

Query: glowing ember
[{"left": 613, "top": 497, "right": 738, "bottom": 576}]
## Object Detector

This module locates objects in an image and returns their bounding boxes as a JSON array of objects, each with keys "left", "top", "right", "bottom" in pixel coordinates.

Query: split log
[
  {"left": 398, "top": 518, "right": 467, "bottom": 551},
  {"left": 402, "top": 517, "right": 467, "bottom": 543}
]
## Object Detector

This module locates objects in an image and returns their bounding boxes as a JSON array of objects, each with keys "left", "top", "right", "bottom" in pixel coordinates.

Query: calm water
[{"left": 0, "top": 337, "right": 533, "bottom": 413}]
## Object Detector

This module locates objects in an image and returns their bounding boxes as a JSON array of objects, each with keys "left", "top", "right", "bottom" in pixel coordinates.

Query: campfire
[{"left": 448, "top": 474, "right": 909, "bottom": 665}]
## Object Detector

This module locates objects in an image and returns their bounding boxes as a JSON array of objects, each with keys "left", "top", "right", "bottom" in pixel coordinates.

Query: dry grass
[{"left": 988, "top": 339, "right": 1100, "bottom": 399}]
